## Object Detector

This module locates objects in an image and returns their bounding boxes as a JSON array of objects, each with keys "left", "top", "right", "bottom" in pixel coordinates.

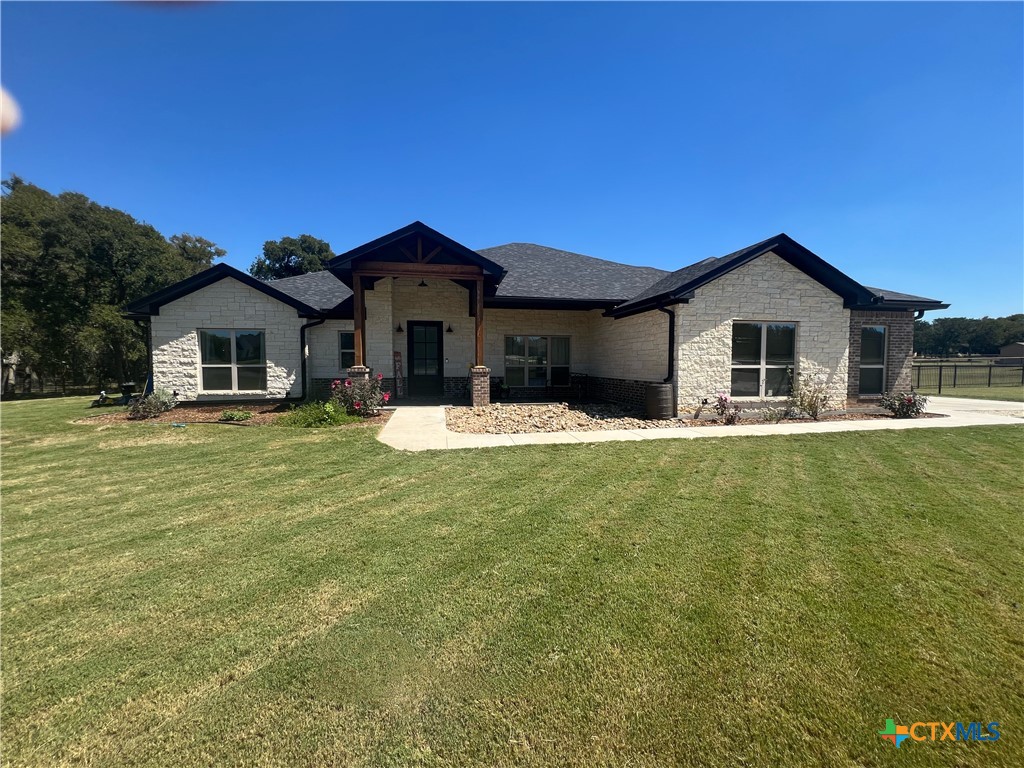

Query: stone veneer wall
[
  {"left": 588, "top": 309, "right": 670, "bottom": 382},
  {"left": 674, "top": 251, "right": 851, "bottom": 411},
  {"left": 847, "top": 310, "right": 915, "bottom": 399},
  {"left": 150, "top": 277, "right": 304, "bottom": 401}
]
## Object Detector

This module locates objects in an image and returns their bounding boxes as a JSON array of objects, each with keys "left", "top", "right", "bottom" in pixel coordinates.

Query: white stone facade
[
  {"left": 150, "top": 277, "right": 305, "bottom": 401},
  {"left": 150, "top": 253, "right": 853, "bottom": 410},
  {"left": 674, "top": 251, "right": 851, "bottom": 411}
]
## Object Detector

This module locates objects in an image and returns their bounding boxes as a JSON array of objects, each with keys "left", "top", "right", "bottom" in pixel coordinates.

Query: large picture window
[
  {"left": 199, "top": 329, "right": 267, "bottom": 391},
  {"left": 504, "top": 335, "right": 570, "bottom": 387},
  {"left": 730, "top": 322, "right": 796, "bottom": 398},
  {"left": 859, "top": 326, "right": 886, "bottom": 395},
  {"left": 339, "top": 331, "right": 355, "bottom": 371}
]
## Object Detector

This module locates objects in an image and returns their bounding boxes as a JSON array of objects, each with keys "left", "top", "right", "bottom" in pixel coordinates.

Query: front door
[{"left": 407, "top": 321, "right": 444, "bottom": 397}]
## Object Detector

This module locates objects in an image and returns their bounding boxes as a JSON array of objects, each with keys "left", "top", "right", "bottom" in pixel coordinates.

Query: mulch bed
[
  {"left": 446, "top": 402, "right": 944, "bottom": 434},
  {"left": 77, "top": 403, "right": 391, "bottom": 428}
]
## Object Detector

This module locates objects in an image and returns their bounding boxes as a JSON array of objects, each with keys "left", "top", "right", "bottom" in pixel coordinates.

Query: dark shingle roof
[
  {"left": 258, "top": 236, "right": 947, "bottom": 317},
  {"left": 477, "top": 243, "right": 668, "bottom": 301},
  {"left": 862, "top": 286, "right": 946, "bottom": 306},
  {"left": 610, "top": 235, "right": 802, "bottom": 315},
  {"left": 265, "top": 271, "right": 352, "bottom": 311}
]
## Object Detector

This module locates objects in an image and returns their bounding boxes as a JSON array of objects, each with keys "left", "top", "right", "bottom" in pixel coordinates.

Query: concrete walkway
[{"left": 377, "top": 395, "right": 1023, "bottom": 452}]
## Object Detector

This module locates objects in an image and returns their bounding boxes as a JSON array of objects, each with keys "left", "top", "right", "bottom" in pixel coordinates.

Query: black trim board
[
  {"left": 607, "top": 234, "right": 877, "bottom": 318},
  {"left": 123, "top": 263, "right": 318, "bottom": 317}
]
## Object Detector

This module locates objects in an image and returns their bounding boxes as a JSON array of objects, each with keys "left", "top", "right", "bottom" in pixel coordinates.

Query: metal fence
[{"left": 913, "top": 357, "right": 1024, "bottom": 393}]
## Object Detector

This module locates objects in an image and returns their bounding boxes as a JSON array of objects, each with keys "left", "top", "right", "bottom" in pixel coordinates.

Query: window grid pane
[
  {"left": 199, "top": 329, "right": 267, "bottom": 392},
  {"left": 202, "top": 366, "right": 233, "bottom": 391},
  {"left": 861, "top": 326, "right": 886, "bottom": 365},
  {"left": 731, "top": 323, "right": 762, "bottom": 365},
  {"left": 504, "top": 336, "right": 570, "bottom": 387},
  {"left": 765, "top": 324, "right": 796, "bottom": 365},
  {"left": 200, "top": 330, "right": 232, "bottom": 365},
  {"left": 860, "top": 367, "right": 884, "bottom": 395},
  {"left": 730, "top": 321, "right": 797, "bottom": 397}
]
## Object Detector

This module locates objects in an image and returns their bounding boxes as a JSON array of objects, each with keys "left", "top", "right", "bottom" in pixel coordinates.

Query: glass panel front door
[{"left": 407, "top": 321, "right": 444, "bottom": 397}]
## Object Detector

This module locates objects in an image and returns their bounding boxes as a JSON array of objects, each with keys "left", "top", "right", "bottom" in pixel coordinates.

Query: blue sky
[{"left": 2, "top": 1, "right": 1021, "bottom": 318}]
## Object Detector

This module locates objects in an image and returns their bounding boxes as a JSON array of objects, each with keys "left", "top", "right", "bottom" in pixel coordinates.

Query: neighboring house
[
  {"left": 124, "top": 221, "right": 948, "bottom": 414},
  {"left": 999, "top": 342, "right": 1024, "bottom": 358}
]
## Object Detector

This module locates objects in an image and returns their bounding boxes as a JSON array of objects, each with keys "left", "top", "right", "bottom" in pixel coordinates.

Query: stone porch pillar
[{"left": 470, "top": 366, "right": 490, "bottom": 407}]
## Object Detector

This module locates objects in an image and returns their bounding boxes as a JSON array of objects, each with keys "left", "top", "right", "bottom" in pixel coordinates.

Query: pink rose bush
[
  {"left": 331, "top": 373, "right": 389, "bottom": 417},
  {"left": 880, "top": 390, "right": 928, "bottom": 419}
]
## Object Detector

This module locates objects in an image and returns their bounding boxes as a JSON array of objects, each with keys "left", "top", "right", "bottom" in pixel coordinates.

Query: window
[
  {"left": 504, "top": 335, "right": 570, "bottom": 387},
  {"left": 199, "top": 329, "right": 266, "bottom": 391},
  {"left": 730, "top": 322, "right": 796, "bottom": 398},
  {"left": 339, "top": 331, "right": 355, "bottom": 370},
  {"left": 859, "top": 326, "right": 886, "bottom": 395}
]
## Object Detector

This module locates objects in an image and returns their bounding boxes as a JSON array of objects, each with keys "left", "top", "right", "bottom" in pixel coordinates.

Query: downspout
[
  {"left": 658, "top": 306, "right": 675, "bottom": 383},
  {"left": 133, "top": 318, "right": 154, "bottom": 395},
  {"left": 287, "top": 317, "right": 326, "bottom": 402}
]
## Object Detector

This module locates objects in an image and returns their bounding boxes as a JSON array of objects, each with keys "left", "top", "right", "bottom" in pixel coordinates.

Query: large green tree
[
  {"left": 1, "top": 176, "right": 225, "bottom": 389},
  {"left": 169, "top": 233, "right": 226, "bottom": 271},
  {"left": 914, "top": 314, "right": 1024, "bottom": 356},
  {"left": 249, "top": 234, "right": 334, "bottom": 280}
]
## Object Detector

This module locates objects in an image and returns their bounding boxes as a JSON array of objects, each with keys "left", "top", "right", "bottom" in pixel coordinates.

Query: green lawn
[
  {"left": 917, "top": 385, "right": 1024, "bottom": 402},
  {"left": 2, "top": 399, "right": 1022, "bottom": 767}
]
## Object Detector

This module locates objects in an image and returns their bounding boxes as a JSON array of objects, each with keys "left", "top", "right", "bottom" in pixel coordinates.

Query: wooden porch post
[
  {"left": 352, "top": 272, "right": 365, "bottom": 367},
  {"left": 474, "top": 277, "right": 485, "bottom": 367}
]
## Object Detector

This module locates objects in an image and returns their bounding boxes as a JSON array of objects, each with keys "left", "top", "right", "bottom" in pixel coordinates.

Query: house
[
  {"left": 998, "top": 341, "right": 1024, "bottom": 360},
  {"left": 124, "top": 221, "right": 948, "bottom": 415}
]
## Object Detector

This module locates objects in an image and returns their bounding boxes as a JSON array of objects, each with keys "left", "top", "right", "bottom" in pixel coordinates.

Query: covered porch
[{"left": 327, "top": 222, "right": 507, "bottom": 406}]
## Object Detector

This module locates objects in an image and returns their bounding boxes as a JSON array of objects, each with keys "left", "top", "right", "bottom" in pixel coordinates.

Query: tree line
[
  {"left": 1, "top": 177, "right": 334, "bottom": 392},
  {"left": 914, "top": 315, "right": 1023, "bottom": 357}
]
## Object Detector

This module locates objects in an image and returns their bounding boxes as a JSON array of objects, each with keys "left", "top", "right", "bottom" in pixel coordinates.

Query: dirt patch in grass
[
  {"left": 447, "top": 402, "right": 946, "bottom": 434},
  {"left": 76, "top": 403, "right": 391, "bottom": 428}
]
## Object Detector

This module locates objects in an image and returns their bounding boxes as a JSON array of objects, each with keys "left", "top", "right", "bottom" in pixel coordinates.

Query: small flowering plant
[
  {"left": 713, "top": 390, "right": 742, "bottom": 425},
  {"left": 880, "top": 390, "right": 928, "bottom": 419},
  {"left": 331, "top": 372, "right": 389, "bottom": 417}
]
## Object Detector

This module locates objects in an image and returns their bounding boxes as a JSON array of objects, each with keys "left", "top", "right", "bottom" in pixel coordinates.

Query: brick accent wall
[
  {"left": 674, "top": 252, "right": 851, "bottom": 411},
  {"left": 587, "top": 376, "right": 652, "bottom": 409},
  {"left": 847, "top": 310, "right": 915, "bottom": 399},
  {"left": 311, "top": 377, "right": 397, "bottom": 402},
  {"left": 150, "top": 277, "right": 304, "bottom": 401}
]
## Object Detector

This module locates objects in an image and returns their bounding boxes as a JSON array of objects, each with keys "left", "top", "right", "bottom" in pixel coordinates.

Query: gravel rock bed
[
  {"left": 446, "top": 403, "right": 679, "bottom": 433},
  {"left": 446, "top": 403, "right": 940, "bottom": 434}
]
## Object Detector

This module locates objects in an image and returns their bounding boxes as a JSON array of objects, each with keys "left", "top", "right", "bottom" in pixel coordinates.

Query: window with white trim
[
  {"left": 504, "top": 335, "right": 570, "bottom": 387},
  {"left": 859, "top": 326, "right": 886, "bottom": 395},
  {"left": 199, "top": 329, "right": 267, "bottom": 391},
  {"left": 339, "top": 331, "right": 355, "bottom": 371},
  {"left": 730, "top": 322, "right": 796, "bottom": 398}
]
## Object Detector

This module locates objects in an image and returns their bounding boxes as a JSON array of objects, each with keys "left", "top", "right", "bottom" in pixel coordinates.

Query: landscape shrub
[
  {"left": 275, "top": 401, "right": 357, "bottom": 428},
  {"left": 787, "top": 368, "right": 833, "bottom": 420},
  {"left": 220, "top": 409, "right": 253, "bottom": 422},
  {"left": 880, "top": 391, "right": 929, "bottom": 418},
  {"left": 760, "top": 405, "right": 787, "bottom": 424},
  {"left": 713, "top": 391, "right": 742, "bottom": 425},
  {"left": 126, "top": 388, "right": 177, "bottom": 420},
  {"left": 330, "top": 374, "right": 390, "bottom": 417}
]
